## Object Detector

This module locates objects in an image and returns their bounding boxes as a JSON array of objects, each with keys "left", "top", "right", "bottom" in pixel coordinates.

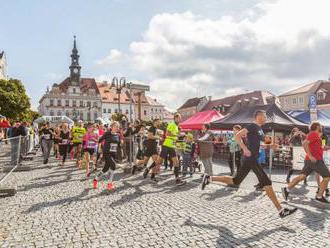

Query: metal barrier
[{"left": 0, "top": 134, "right": 38, "bottom": 196}]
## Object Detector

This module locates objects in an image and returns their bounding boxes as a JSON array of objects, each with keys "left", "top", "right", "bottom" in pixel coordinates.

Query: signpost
[{"left": 309, "top": 94, "right": 317, "bottom": 122}]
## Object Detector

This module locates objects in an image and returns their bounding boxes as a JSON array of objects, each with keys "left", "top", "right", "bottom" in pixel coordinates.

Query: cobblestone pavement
[{"left": 0, "top": 154, "right": 329, "bottom": 248}]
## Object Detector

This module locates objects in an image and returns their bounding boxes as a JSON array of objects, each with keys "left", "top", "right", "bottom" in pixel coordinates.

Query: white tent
[
  {"left": 33, "top": 116, "right": 74, "bottom": 127},
  {"left": 96, "top": 117, "right": 111, "bottom": 125}
]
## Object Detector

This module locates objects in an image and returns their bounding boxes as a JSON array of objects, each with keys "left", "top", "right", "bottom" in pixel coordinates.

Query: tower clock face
[{"left": 73, "top": 68, "right": 79, "bottom": 73}]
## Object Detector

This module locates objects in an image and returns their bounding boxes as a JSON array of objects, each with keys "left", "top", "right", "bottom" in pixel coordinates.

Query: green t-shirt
[
  {"left": 163, "top": 121, "right": 179, "bottom": 148},
  {"left": 72, "top": 126, "right": 86, "bottom": 143}
]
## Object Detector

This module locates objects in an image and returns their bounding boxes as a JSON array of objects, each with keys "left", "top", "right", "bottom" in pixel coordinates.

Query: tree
[{"left": 0, "top": 78, "right": 31, "bottom": 121}]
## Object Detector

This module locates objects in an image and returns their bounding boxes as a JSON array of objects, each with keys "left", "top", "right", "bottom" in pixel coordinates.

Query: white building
[
  {"left": 38, "top": 37, "right": 102, "bottom": 122},
  {"left": 0, "top": 51, "right": 8, "bottom": 80}
]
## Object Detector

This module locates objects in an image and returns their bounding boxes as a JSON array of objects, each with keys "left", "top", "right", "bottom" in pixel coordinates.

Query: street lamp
[{"left": 112, "top": 77, "right": 126, "bottom": 114}]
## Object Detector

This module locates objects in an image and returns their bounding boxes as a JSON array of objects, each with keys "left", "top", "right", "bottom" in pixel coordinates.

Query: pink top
[{"left": 83, "top": 130, "right": 99, "bottom": 149}]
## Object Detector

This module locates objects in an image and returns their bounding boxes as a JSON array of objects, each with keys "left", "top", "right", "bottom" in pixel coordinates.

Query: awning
[
  {"left": 287, "top": 110, "right": 330, "bottom": 127},
  {"left": 33, "top": 116, "right": 74, "bottom": 125},
  {"left": 180, "top": 110, "right": 224, "bottom": 130},
  {"left": 211, "top": 104, "right": 308, "bottom": 132}
]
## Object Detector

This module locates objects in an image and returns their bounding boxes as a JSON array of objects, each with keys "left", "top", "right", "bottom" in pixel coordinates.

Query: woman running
[
  {"left": 93, "top": 121, "right": 121, "bottom": 190},
  {"left": 58, "top": 123, "right": 71, "bottom": 166},
  {"left": 53, "top": 126, "right": 61, "bottom": 159},
  {"left": 83, "top": 124, "right": 99, "bottom": 177}
]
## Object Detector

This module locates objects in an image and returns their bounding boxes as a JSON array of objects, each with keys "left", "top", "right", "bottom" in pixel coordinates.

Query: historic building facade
[
  {"left": 0, "top": 51, "right": 8, "bottom": 80},
  {"left": 38, "top": 37, "right": 170, "bottom": 123},
  {"left": 38, "top": 37, "right": 102, "bottom": 122}
]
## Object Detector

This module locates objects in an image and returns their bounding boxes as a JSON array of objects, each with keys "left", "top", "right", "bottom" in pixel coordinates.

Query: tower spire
[{"left": 69, "top": 35, "right": 81, "bottom": 84}]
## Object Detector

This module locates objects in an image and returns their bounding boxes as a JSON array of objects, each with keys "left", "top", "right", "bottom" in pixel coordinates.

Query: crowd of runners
[{"left": 32, "top": 110, "right": 330, "bottom": 218}]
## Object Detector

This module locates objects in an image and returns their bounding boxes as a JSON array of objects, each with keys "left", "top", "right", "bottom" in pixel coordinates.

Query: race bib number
[
  {"left": 43, "top": 134, "right": 51, "bottom": 140},
  {"left": 87, "top": 141, "right": 96, "bottom": 148},
  {"left": 109, "top": 144, "right": 118, "bottom": 153}
]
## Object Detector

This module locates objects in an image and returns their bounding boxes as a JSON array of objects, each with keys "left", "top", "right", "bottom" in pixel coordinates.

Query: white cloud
[
  {"left": 106, "top": 0, "right": 330, "bottom": 109},
  {"left": 96, "top": 49, "right": 124, "bottom": 66}
]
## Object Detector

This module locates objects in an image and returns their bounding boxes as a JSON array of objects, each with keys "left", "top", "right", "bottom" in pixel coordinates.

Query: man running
[
  {"left": 282, "top": 122, "right": 330, "bottom": 203},
  {"left": 135, "top": 119, "right": 161, "bottom": 181},
  {"left": 71, "top": 120, "right": 86, "bottom": 167},
  {"left": 157, "top": 113, "right": 186, "bottom": 186},
  {"left": 201, "top": 110, "right": 297, "bottom": 218}
]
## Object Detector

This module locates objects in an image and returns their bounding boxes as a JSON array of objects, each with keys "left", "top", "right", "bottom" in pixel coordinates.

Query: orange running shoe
[{"left": 93, "top": 179, "right": 98, "bottom": 189}]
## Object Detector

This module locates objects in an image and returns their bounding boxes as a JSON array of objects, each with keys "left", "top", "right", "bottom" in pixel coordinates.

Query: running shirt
[
  {"left": 59, "top": 130, "right": 70, "bottom": 145},
  {"left": 305, "top": 131, "right": 323, "bottom": 161},
  {"left": 72, "top": 126, "right": 86, "bottom": 144},
  {"left": 99, "top": 131, "right": 121, "bottom": 154},
  {"left": 146, "top": 125, "right": 158, "bottom": 148},
  {"left": 39, "top": 128, "right": 53, "bottom": 140},
  {"left": 245, "top": 123, "right": 264, "bottom": 158},
  {"left": 83, "top": 131, "right": 99, "bottom": 149},
  {"left": 163, "top": 122, "right": 179, "bottom": 149}
]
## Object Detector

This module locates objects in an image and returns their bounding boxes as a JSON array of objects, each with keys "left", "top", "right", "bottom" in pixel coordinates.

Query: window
[
  {"left": 151, "top": 108, "right": 153, "bottom": 112},
  {"left": 155, "top": 109, "right": 158, "bottom": 113},
  {"left": 80, "top": 101, "right": 84, "bottom": 107},
  {"left": 87, "top": 112, "right": 91, "bottom": 121},
  {"left": 299, "top": 97, "right": 304, "bottom": 104},
  {"left": 317, "top": 92, "right": 325, "bottom": 101},
  {"left": 57, "top": 99, "right": 61, "bottom": 106},
  {"left": 144, "top": 110, "right": 147, "bottom": 116},
  {"left": 49, "top": 99, "right": 54, "bottom": 106},
  {"left": 65, "top": 100, "right": 70, "bottom": 107},
  {"left": 115, "top": 109, "right": 118, "bottom": 113},
  {"left": 93, "top": 102, "right": 97, "bottom": 107},
  {"left": 80, "top": 112, "right": 84, "bottom": 120},
  {"left": 50, "top": 110, "right": 54, "bottom": 116},
  {"left": 72, "top": 100, "right": 76, "bottom": 107},
  {"left": 57, "top": 111, "right": 62, "bottom": 116},
  {"left": 65, "top": 110, "right": 70, "bottom": 117},
  {"left": 87, "top": 101, "right": 91, "bottom": 108},
  {"left": 108, "top": 109, "right": 111, "bottom": 113},
  {"left": 73, "top": 88, "right": 76, "bottom": 94},
  {"left": 292, "top": 98, "right": 297, "bottom": 105},
  {"left": 94, "top": 112, "right": 98, "bottom": 120},
  {"left": 103, "top": 109, "right": 106, "bottom": 113},
  {"left": 125, "top": 109, "right": 129, "bottom": 114}
]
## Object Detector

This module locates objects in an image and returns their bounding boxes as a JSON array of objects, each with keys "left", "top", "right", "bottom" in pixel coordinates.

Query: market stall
[
  {"left": 33, "top": 116, "right": 74, "bottom": 127},
  {"left": 180, "top": 110, "right": 224, "bottom": 131},
  {"left": 287, "top": 110, "right": 330, "bottom": 133}
]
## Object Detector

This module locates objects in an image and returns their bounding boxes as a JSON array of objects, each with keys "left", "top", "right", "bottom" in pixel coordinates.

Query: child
[{"left": 182, "top": 133, "right": 195, "bottom": 177}]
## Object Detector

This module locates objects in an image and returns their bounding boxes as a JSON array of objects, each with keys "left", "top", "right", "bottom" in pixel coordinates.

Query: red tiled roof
[
  {"left": 55, "top": 77, "right": 100, "bottom": 95},
  {"left": 97, "top": 83, "right": 131, "bottom": 103},
  {"left": 202, "top": 91, "right": 274, "bottom": 113},
  {"left": 178, "top": 97, "right": 205, "bottom": 110}
]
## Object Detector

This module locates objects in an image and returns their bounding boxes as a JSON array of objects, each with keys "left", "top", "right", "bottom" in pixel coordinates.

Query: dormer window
[
  {"left": 317, "top": 91, "right": 326, "bottom": 101},
  {"left": 73, "top": 88, "right": 76, "bottom": 94}
]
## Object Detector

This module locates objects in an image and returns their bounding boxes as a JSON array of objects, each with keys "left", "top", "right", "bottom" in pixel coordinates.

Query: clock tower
[{"left": 69, "top": 35, "right": 81, "bottom": 85}]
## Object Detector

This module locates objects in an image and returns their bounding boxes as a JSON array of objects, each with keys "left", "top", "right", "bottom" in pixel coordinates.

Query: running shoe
[
  {"left": 107, "top": 182, "right": 114, "bottom": 190},
  {"left": 279, "top": 208, "right": 298, "bottom": 218},
  {"left": 315, "top": 196, "right": 330, "bottom": 203},
  {"left": 131, "top": 165, "right": 137, "bottom": 175},
  {"left": 93, "top": 179, "right": 98, "bottom": 189},
  {"left": 176, "top": 178, "right": 186, "bottom": 186},
  {"left": 143, "top": 168, "right": 150, "bottom": 179},
  {"left": 281, "top": 187, "right": 289, "bottom": 201},
  {"left": 201, "top": 175, "right": 210, "bottom": 190}
]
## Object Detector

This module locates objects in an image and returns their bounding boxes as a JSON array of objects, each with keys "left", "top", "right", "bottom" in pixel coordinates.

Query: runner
[
  {"left": 71, "top": 120, "right": 86, "bottom": 167},
  {"left": 157, "top": 113, "right": 186, "bottom": 186},
  {"left": 39, "top": 122, "right": 54, "bottom": 164},
  {"left": 53, "top": 126, "right": 61, "bottom": 159},
  {"left": 201, "top": 110, "right": 297, "bottom": 218},
  {"left": 282, "top": 122, "right": 330, "bottom": 203},
  {"left": 134, "top": 119, "right": 161, "bottom": 181},
  {"left": 58, "top": 123, "right": 71, "bottom": 166},
  {"left": 83, "top": 124, "right": 99, "bottom": 177},
  {"left": 93, "top": 121, "right": 121, "bottom": 190}
]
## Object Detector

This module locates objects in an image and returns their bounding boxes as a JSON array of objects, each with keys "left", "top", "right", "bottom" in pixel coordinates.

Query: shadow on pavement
[{"left": 183, "top": 218, "right": 296, "bottom": 247}]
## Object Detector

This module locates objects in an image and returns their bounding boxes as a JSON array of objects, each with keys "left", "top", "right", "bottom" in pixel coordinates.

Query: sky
[{"left": 1, "top": 0, "right": 330, "bottom": 111}]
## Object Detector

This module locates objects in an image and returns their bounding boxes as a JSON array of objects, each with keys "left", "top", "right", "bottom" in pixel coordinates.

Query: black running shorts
[
  {"left": 233, "top": 156, "right": 272, "bottom": 188},
  {"left": 160, "top": 146, "right": 177, "bottom": 159},
  {"left": 302, "top": 160, "right": 330, "bottom": 178}
]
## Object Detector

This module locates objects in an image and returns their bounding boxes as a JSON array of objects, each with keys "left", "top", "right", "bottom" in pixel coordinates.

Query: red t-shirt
[{"left": 305, "top": 131, "right": 323, "bottom": 160}]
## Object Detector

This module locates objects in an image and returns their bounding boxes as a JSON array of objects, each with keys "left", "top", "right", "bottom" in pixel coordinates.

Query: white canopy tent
[{"left": 33, "top": 116, "right": 74, "bottom": 127}]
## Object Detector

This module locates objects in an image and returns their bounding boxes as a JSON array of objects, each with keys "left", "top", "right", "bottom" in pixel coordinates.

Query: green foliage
[
  {"left": 111, "top": 113, "right": 126, "bottom": 121},
  {"left": 18, "top": 110, "right": 41, "bottom": 122},
  {"left": 0, "top": 78, "right": 32, "bottom": 121}
]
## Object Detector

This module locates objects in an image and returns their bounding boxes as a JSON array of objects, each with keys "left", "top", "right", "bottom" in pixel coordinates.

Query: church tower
[{"left": 69, "top": 36, "right": 81, "bottom": 85}]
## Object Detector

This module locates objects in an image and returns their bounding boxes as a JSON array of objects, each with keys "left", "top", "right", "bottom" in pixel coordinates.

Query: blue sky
[{"left": 1, "top": 0, "right": 330, "bottom": 110}]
